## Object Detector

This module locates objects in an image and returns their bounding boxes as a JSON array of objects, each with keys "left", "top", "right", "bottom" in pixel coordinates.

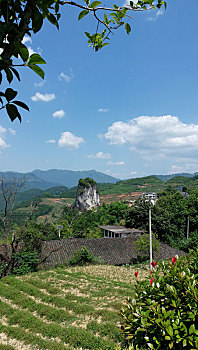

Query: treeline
[
  {"left": 56, "top": 187, "right": 198, "bottom": 251},
  {"left": 2, "top": 174, "right": 198, "bottom": 210},
  {"left": 1, "top": 185, "right": 198, "bottom": 252}
]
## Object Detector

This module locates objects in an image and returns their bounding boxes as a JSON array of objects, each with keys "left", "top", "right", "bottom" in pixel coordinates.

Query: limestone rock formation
[{"left": 74, "top": 177, "right": 100, "bottom": 211}]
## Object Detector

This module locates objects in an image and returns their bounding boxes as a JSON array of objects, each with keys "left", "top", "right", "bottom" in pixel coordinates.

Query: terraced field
[{"left": 0, "top": 265, "right": 149, "bottom": 349}]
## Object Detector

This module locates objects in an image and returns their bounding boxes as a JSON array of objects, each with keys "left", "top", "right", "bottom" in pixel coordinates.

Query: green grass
[{"left": 0, "top": 265, "right": 141, "bottom": 349}]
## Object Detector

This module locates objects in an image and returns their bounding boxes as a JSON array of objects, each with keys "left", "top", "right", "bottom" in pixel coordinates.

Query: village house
[
  {"left": 98, "top": 225, "right": 145, "bottom": 238},
  {"left": 141, "top": 192, "right": 158, "bottom": 205}
]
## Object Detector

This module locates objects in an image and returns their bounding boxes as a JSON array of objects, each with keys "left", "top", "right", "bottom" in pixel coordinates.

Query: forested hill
[
  {"left": 98, "top": 176, "right": 164, "bottom": 194},
  {"left": 2, "top": 174, "right": 198, "bottom": 211},
  {"left": 0, "top": 169, "right": 119, "bottom": 190},
  {"left": 154, "top": 172, "right": 198, "bottom": 182}
]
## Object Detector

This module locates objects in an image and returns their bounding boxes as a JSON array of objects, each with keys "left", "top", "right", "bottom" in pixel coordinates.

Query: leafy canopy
[{"left": 0, "top": 0, "right": 166, "bottom": 122}]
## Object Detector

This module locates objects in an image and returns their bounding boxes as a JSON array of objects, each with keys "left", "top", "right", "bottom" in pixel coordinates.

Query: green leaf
[
  {"left": 10, "top": 67, "right": 20, "bottom": 81},
  {"left": 167, "top": 325, "right": 173, "bottom": 337},
  {"left": 47, "top": 13, "right": 59, "bottom": 28},
  {"left": 5, "top": 88, "right": 18, "bottom": 102},
  {"left": 12, "top": 100, "right": 29, "bottom": 111},
  {"left": 189, "top": 324, "right": 198, "bottom": 335},
  {"left": 104, "top": 13, "right": 108, "bottom": 24},
  {"left": 125, "top": 23, "right": 131, "bottom": 34},
  {"left": 32, "top": 7, "right": 43, "bottom": 33},
  {"left": 27, "top": 54, "right": 46, "bottom": 65},
  {"left": 78, "top": 10, "right": 89, "bottom": 20},
  {"left": 90, "top": 1, "right": 101, "bottom": 8},
  {"left": 5, "top": 68, "right": 13, "bottom": 83},
  {"left": 85, "top": 32, "right": 92, "bottom": 40},
  {"left": 6, "top": 104, "right": 21, "bottom": 122},
  {"left": 165, "top": 336, "right": 171, "bottom": 340},
  {"left": 55, "top": 2, "right": 59, "bottom": 13},
  {"left": 18, "top": 44, "right": 29, "bottom": 62},
  {"left": 28, "top": 64, "right": 45, "bottom": 79}
]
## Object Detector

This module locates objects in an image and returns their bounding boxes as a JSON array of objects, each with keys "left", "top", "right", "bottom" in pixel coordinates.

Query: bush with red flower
[{"left": 120, "top": 250, "right": 198, "bottom": 349}]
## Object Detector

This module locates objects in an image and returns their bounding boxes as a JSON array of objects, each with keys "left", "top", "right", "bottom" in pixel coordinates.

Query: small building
[
  {"left": 98, "top": 225, "right": 145, "bottom": 238},
  {"left": 141, "top": 192, "right": 158, "bottom": 205}
]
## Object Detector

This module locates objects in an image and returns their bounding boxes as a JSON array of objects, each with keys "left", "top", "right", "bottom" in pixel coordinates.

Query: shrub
[
  {"left": 15, "top": 222, "right": 58, "bottom": 252},
  {"left": 120, "top": 252, "right": 198, "bottom": 349},
  {"left": 133, "top": 233, "right": 159, "bottom": 262},
  {"left": 11, "top": 251, "right": 40, "bottom": 275},
  {"left": 69, "top": 246, "right": 101, "bottom": 266},
  {"left": 169, "top": 231, "right": 198, "bottom": 252}
]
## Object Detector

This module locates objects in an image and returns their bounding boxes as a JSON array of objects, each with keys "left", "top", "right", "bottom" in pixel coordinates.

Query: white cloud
[
  {"left": 0, "top": 138, "right": 9, "bottom": 149},
  {"left": 147, "top": 8, "right": 164, "bottom": 21},
  {"left": 97, "top": 108, "right": 109, "bottom": 113},
  {"left": 37, "top": 47, "right": 42, "bottom": 55},
  {"left": 27, "top": 46, "right": 42, "bottom": 56},
  {"left": 27, "top": 46, "right": 35, "bottom": 56},
  {"left": 52, "top": 110, "right": 65, "bottom": 119},
  {"left": 22, "top": 36, "right": 32, "bottom": 45},
  {"left": 8, "top": 128, "right": 16, "bottom": 136},
  {"left": 58, "top": 131, "right": 84, "bottom": 149},
  {"left": 45, "top": 139, "right": 56, "bottom": 144},
  {"left": 0, "top": 126, "right": 9, "bottom": 149},
  {"left": 107, "top": 161, "right": 125, "bottom": 166},
  {"left": 21, "top": 38, "right": 42, "bottom": 56},
  {"left": 105, "top": 115, "right": 198, "bottom": 160},
  {"left": 168, "top": 158, "right": 198, "bottom": 175},
  {"left": 34, "top": 80, "right": 45, "bottom": 87},
  {"left": 157, "top": 9, "right": 164, "bottom": 17},
  {"left": 87, "top": 152, "right": 111, "bottom": 159},
  {"left": 58, "top": 70, "right": 73, "bottom": 83},
  {"left": 31, "top": 92, "right": 55, "bottom": 102},
  {"left": 97, "top": 133, "right": 104, "bottom": 142}
]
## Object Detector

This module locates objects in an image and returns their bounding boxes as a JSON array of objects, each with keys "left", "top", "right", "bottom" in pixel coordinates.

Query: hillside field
[{"left": 0, "top": 265, "right": 149, "bottom": 349}]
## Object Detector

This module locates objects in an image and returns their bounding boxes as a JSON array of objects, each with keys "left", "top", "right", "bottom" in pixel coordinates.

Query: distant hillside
[
  {"left": 0, "top": 186, "right": 69, "bottom": 211},
  {"left": 0, "top": 171, "right": 61, "bottom": 190},
  {"left": 2, "top": 171, "right": 198, "bottom": 212},
  {"left": 98, "top": 176, "right": 164, "bottom": 195},
  {"left": 154, "top": 172, "right": 198, "bottom": 182},
  {"left": 31, "top": 169, "right": 119, "bottom": 188},
  {"left": 0, "top": 169, "right": 119, "bottom": 190},
  {"left": 166, "top": 175, "right": 198, "bottom": 187}
]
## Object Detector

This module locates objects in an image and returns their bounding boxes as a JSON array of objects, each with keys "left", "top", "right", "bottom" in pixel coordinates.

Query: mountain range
[
  {"left": 1, "top": 169, "right": 198, "bottom": 192},
  {"left": 153, "top": 172, "right": 198, "bottom": 182},
  {"left": 0, "top": 169, "right": 119, "bottom": 190}
]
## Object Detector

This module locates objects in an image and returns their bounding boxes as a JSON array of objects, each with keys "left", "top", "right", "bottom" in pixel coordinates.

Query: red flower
[
  {"left": 151, "top": 261, "right": 157, "bottom": 268},
  {"left": 171, "top": 257, "right": 177, "bottom": 266},
  {"left": 150, "top": 278, "right": 154, "bottom": 285},
  {"left": 135, "top": 271, "right": 138, "bottom": 278}
]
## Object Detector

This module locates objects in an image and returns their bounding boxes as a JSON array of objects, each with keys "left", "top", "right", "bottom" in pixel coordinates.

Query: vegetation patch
[{"left": 0, "top": 264, "right": 146, "bottom": 349}]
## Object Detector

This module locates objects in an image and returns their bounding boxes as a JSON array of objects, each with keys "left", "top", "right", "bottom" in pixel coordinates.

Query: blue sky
[{"left": 1, "top": 0, "right": 198, "bottom": 179}]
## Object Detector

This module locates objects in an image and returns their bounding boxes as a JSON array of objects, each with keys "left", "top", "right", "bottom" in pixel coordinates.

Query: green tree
[
  {"left": 125, "top": 198, "right": 152, "bottom": 230},
  {"left": 152, "top": 192, "right": 187, "bottom": 244},
  {"left": 15, "top": 221, "right": 58, "bottom": 252},
  {"left": 134, "top": 232, "right": 159, "bottom": 262},
  {"left": 60, "top": 201, "right": 129, "bottom": 238},
  {"left": 0, "top": 0, "right": 166, "bottom": 122}
]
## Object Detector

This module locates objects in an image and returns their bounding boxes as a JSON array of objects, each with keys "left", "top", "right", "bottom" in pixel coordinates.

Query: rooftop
[{"left": 98, "top": 225, "right": 145, "bottom": 234}]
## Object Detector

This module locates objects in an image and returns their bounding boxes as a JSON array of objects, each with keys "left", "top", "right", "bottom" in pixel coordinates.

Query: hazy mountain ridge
[
  {"left": 1, "top": 172, "right": 198, "bottom": 213},
  {"left": 0, "top": 169, "right": 119, "bottom": 190},
  {"left": 153, "top": 172, "right": 198, "bottom": 182}
]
